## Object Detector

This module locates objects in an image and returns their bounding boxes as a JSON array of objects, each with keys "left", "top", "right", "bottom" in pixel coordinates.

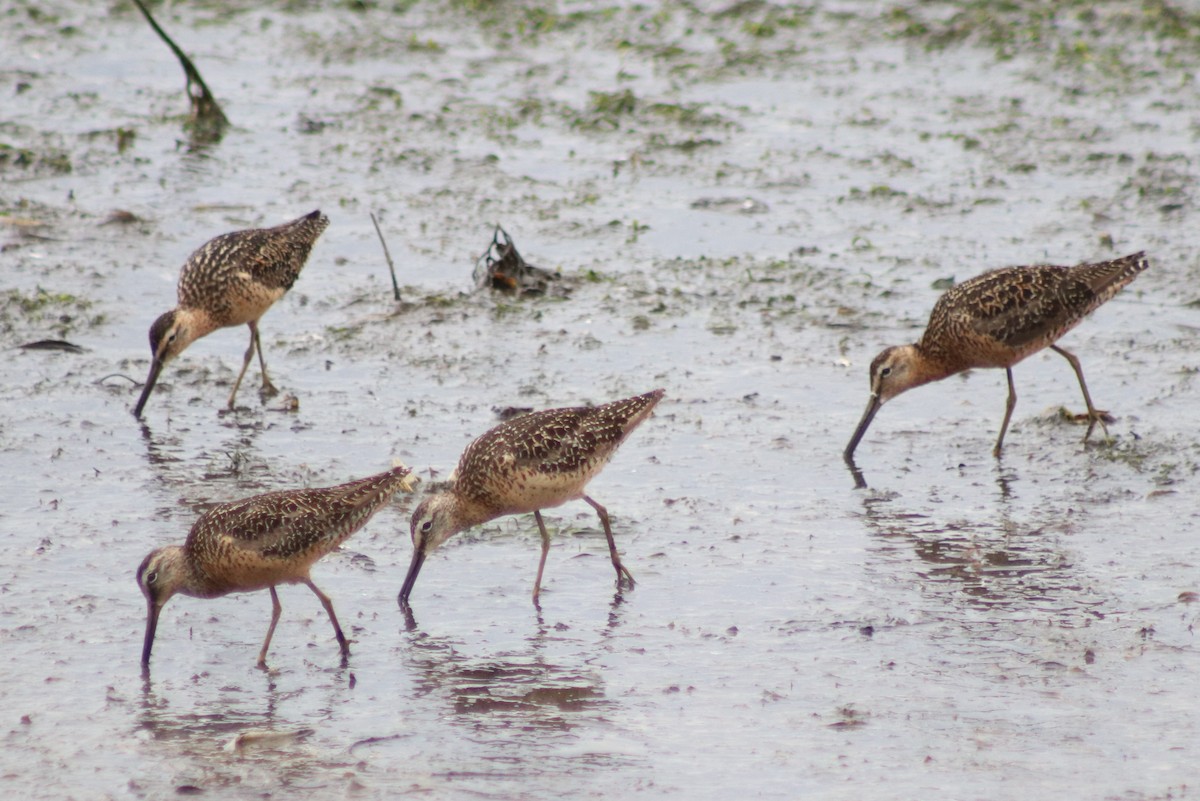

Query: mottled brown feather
[
  {"left": 845, "top": 252, "right": 1148, "bottom": 461},
  {"left": 923, "top": 252, "right": 1148, "bottom": 370},
  {"left": 137, "top": 465, "right": 412, "bottom": 665},
  {"left": 451, "top": 390, "right": 663, "bottom": 521},
  {"left": 176, "top": 210, "right": 329, "bottom": 327},
  {"left": 179, "top": 466, "right": 410, "bottom": 595},
  {"left": 401, "top": 390, "right": 664, "bottom": 604},
  {"left": 134, "top": 210, "right": 329, "bottom": 416}
]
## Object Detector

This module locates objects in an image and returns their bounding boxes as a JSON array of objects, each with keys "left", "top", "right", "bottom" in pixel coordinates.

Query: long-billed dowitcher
[
  {"left": 844, "top": 251, "right": 1149, "bottom": 461},
  {"left": 399, "top": 389, "right": 664, "bottom": 607},
  {"left": 133, "top": 210, "right": 330, "bottom": 417},
  {"left": 137, "top": 464, "right": 413, "bottom": 667}
]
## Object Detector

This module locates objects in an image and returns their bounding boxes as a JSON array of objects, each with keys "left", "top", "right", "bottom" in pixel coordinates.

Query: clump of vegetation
[
  {"left": 0, "top": 287, "right": 99, "bottom": 338},
  {"left": 0, "top": 143, "right": 72, "bottom": 175},
  {"left": 566, "top": 89, "right": 735, "bottom": 139},
  {"left": 885, "top": 0, "right": 1200, "bottom": 78},
  {"left": 573, "top": 89, "right": 638, "bottom": 131},
  {"left": 448, "top": 0, "right": 599, "bottom": 39}
]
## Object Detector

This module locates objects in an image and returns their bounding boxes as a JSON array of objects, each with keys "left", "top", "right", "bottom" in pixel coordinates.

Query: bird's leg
[
  {"left": 993, "top": 367, "right": 1018, "bottom": 459},
  {"left": 532, "top": 510, "right": 551, "bottom": 607},
  {"left": 251, "top": 320, "right": 278, "bottom": 397},
  {"left": 583, "top": 495, "right": 635, "bottom": 590},
  {"left": 228, "top": 323, "right": 257, "bottom": 409},
  {"left": 1050, "top": 344, "right": 1113, "bottom": 442},
  {"left": 303, "top": 578, "right": 349, "bottom": 659},
  {"left": 257, "top": 586, "right": 283, "bottom": 669}
]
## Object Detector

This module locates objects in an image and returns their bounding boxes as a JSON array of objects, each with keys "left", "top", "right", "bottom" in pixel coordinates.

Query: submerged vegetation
[
  {"left": 0, "top": 141, "right": 72, "bottom": 176},
  {"left": 0, "top": 287, "right": 99, "bottom": 339},
  {"left": 886, "top": 0, "right": 1200, "bottom": 76}
]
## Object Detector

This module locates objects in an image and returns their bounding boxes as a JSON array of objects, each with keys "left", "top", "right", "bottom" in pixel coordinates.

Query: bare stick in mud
[
  {"left": 370, "top": 212, "right": 402, "bottom": 301},
  {"left": 128, "top": 0, "right": 229, "bottom": 138}
]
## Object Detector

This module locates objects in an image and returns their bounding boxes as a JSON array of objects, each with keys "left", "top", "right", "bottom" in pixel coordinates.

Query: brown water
[{"left": 3, "top": 1, "right": 1198, "bottom": 798}]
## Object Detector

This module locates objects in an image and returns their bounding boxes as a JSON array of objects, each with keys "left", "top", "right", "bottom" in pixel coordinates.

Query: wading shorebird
[
  {"left": 399, "top": 389, "right": 664, "bottom": 607},
  {"left": 137, "top": 465, "right": 413, "bottom": 668},
  {"left": 133, "top": 210, "right": 330, "bottom": 417},
  {"left": 844, "top": 252, "right": 1149, "bottom": 461}
]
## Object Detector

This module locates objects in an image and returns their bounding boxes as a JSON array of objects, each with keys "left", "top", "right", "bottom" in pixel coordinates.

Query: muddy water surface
[{"left": 2, "top": 1, "right": 1198, "bottom": 799}]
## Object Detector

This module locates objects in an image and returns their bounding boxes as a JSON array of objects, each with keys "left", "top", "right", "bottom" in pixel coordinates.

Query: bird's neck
[
  {"left": 435, "top": 492, "right": 495, "bottom": 545},
  {"left": 168, "top": 546, "right": 226, "bottom": 599},
  {"left": 455, "top": 494, "right": 495, "bottom": 531},
  {"left": 910, "top": 340, "right": 967, "bottom": 383},
  {"left": 171, "top": 307, "right": 222, "bottom": 353}
]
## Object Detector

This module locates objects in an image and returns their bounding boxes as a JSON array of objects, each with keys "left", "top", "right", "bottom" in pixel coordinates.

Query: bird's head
[
  {"left": 136, "top": 546, "right": 188, "bottom": 665},
  {"left": 844, "top": 344, "right": 926, "bottom": 463},
  {"left": 398, "top": 494, "right": 459, "bottom": 605}
]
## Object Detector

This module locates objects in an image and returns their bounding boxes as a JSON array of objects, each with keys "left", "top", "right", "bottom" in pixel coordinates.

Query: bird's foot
[
  {"left": 1063, "top": 407, "right": 1115, "bottom": 444},
  {"left": 1062, "top": 407, "right": 1115, "bottom": 426}
]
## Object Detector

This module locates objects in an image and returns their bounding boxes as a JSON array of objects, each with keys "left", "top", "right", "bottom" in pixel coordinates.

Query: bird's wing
[
  {"left": 184, "top": 469, "right": 410, "bottom": 559},
  {"left": 453, "top": 408, "right": 615, "bottom": 503},
  {"left": 934, "top": 266, "right": 1089, "bottom": 351}
]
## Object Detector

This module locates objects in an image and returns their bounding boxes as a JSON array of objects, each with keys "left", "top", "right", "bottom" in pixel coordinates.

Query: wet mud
[{"left": 2, "top": 1, "right": 1198, "bottom": 799}]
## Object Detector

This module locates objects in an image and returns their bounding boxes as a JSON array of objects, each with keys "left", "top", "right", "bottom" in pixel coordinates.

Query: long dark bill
[
  {"left": 843, "top": 394, "right": 882, "bottom": 463},
  {"left": 133, "top": 359, "right": 165, "bottom": 418},
  {"left": 142, "top": 601, "right": 161, "bottom": 665},
  {"left": 398, "top": 548, "right": 426, "bottom": 606}
]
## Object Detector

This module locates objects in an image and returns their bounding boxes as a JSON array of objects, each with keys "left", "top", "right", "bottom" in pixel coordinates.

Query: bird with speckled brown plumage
[
  {"left": 400, "top": 389, "right": 664, "bottom": 608},
  {"left": 845, "top": 252, "right": 1149, "bottom": 463},
  {"left": 137, "top": 465, "right": 412, "bottom": 668},
  {"left": 133, "top": 210, "right": 329, "bottom": 418}
]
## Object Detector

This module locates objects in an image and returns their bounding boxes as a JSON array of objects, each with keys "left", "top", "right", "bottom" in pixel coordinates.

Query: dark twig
[
  {"left": 96, "top": 373, "right": 141, "bottom": 386},
  {"left": 370, "top": 212, "right": 402, "bottom": 301},
  {"left": 129, "top": 0, "right": 229, "bottom": 140}
]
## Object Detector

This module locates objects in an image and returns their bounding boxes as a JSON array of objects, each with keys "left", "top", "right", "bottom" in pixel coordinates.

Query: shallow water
[{"left": 2, "top": 1, "right": 1198, "bottom": 799}]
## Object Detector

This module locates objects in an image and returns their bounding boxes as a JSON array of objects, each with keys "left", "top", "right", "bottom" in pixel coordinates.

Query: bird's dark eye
[
  {"left": 420, "top": 520, "right": 433, "bottom": 534},
  {"left": 880, "top": 367, "right": 892, "bottom": 378},
  {"left": 145, "top": 570, "right": 158, "bottom": 585}
]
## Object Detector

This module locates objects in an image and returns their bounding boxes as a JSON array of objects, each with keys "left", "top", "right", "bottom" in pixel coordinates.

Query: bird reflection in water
[{"left": 856, "top": 469, "right": 1097, "bottom": 612}]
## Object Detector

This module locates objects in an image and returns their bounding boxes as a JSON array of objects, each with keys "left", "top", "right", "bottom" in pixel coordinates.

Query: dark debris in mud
[
  {"left": 18, "top": 339, "right": 84, "bottom": 353},
  {"left": 473, "top": 226, "right": 566, "bottom": 297}
]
